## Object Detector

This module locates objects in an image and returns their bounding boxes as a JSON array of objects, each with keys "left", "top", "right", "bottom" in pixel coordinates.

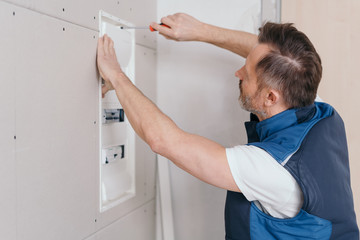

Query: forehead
[{"left": 246, "top": 43, "right": 272, "bottom": 70}]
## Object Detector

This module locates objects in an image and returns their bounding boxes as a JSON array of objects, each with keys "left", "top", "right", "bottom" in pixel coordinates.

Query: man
[{"left": 97, "top": 13, "right": 359, "bottom": 239}]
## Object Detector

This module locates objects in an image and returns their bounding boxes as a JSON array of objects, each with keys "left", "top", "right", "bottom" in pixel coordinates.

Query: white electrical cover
[{"left": 99, "top": 10, "right": 136, "bottom": 212}]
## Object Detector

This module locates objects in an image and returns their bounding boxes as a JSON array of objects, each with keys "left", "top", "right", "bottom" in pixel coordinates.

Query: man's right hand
[
  {"left": 150, "top": 13, "right": 257, "bottom": 58},
  {"left": 150, "top": 13, "right": 206, "bottom": 42}
]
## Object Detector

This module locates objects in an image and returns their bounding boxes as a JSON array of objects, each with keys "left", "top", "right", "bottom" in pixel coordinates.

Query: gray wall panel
[
  {"left": 1, "top": 0, "right": 156, "bottom": 239},
  {"left": 3, "top": 0, "right": 157, "bottom": 48},
  {"left": 134, "top": 46, "right": 157, "bottom": 202},
  {"left": 12, "top": 4, "right": 98, "bottom": 239},
  {"left": 96, "top": 200, "right": 156, "bottom": 240},
  {"left": 0, "top": 4, "right": 17, "bottom": 240}
]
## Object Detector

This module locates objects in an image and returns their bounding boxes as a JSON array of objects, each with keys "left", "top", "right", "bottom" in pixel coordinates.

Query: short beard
[{"left": 239, "top": 89, "right": 268, "bottom": 120}]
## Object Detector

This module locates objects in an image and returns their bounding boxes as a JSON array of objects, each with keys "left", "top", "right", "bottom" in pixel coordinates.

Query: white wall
[
  {"left": 0, "top": 0, "right": 157, "bottom": 239},
  {"left": 156, "top": 1, "right": 261, "bottom": 239}
]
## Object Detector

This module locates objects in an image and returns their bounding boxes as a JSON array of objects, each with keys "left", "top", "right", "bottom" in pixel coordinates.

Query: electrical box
[{"left": 99, "top": 10, "right": 136, "bottom": 212}]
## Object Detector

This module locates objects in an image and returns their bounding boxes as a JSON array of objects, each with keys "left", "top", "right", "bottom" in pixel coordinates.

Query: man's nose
[{"left": 235, "top": 69, "right": 242, "bottom": 79}]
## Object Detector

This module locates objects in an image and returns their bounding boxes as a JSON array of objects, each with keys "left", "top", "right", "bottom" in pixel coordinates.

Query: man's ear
[{"left": 264, "top": 89, "right": 280, "bottom": 107}]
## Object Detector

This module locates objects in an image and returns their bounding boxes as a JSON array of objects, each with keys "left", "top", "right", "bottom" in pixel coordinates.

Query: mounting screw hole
[{"left": 13, "top": 12, "right": 15, "bottom": 16}]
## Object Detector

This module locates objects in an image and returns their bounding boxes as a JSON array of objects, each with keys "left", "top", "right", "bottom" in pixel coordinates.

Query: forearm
[
  {"left": 199, "top": 23, "right": 258, "bottom": 58},
  {"left": 110, "top": 72, "right": 176, "bottom": 148}
]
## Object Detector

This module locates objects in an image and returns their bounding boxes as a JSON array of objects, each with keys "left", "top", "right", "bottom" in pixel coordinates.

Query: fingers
[
  {"left": 159, "top": 32, "right": 174, "bottom": 41},
  {"left": 103, "top": 34, "right": 110, "bottom": 56},
  {"left": 97, "top": 34, "right": 122, "bottom": 97},
  {"left": 151, "top": 22, "right": 174, "bottom": 39},
  {"left": 102, "top": 85, "right": 109, "bottom": 96},
  {"left": 150, "top": 14, "right": 177, "bottom": 37},
  {"left": 161, "top": 15, "right": 175, "bottom": 26},
  {"left": 153, "top": 13, "right": 198, "bottom": 41},
  {"left": 158, "top": 25, "right": 174, "bottom": 38},
  {"left": 98, "top": 34, "right": 116, "bottom": 57},
  {"left": 97, "top": 36, "right": 104, "bottom": 57},
  {"left": 109, "top": 38, "right": 115, "bottom": 56},
  {"left": 150, "top": 22, "right": 158, "bottom": 30}
]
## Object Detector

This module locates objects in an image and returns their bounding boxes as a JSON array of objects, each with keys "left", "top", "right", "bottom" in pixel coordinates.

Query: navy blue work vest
[{"left": 225, "top": 102, "right": 359, "bottom": 239}]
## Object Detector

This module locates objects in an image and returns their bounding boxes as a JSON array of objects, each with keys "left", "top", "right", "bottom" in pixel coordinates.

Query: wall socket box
[{"left": 99, "top": 10, "right": 136, "bottom": 212}]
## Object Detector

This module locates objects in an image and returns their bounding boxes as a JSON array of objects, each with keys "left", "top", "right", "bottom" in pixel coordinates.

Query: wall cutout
[{"left": 99, "top": 10, "right": 136, "bottom": 212}]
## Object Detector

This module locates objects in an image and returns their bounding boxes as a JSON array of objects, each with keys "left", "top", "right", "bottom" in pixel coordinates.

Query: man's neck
[{"left": 256, "top": 105, "right": 289, "bottom": 122}]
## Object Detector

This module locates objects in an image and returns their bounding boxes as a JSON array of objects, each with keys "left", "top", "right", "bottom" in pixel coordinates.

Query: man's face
[{"left": 235, "top": 44, "right": 271, "bottom": 117}]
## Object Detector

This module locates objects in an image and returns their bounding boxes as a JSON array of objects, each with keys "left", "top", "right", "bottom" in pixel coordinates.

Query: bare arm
[
  {"left": 150, "top": 13, "right": 258, "bottom": 58},
  {"left": 97, "top": 35, "right": 240, "bottom": 192}
]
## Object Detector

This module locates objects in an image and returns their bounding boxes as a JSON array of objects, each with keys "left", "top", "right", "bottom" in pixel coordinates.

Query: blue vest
[{"left": 225, "top": 102, "right": 359, "bottom": 239}]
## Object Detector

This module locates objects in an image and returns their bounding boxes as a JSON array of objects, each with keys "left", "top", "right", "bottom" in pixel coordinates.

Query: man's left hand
[{"left": 97, "top": 34, "right": 123, "bottom": 97}]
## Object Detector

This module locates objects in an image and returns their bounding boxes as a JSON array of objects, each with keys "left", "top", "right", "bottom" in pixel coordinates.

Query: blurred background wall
[{"left": 282, "top": 0, "right": 360, "bottom": 225}]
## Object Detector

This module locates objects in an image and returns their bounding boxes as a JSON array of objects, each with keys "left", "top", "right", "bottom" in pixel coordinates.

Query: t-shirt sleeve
[
  {"left": 315, "top": 94, "right": 323, "bottom": 102},
  {"left": 226, "top": 145, "right": 302, "bottom": 218}
]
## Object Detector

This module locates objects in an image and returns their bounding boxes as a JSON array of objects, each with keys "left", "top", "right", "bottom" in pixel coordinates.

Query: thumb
[
  {"left": 102, "top": 85, "right": 110, "bottom": 96},
  {"left": 150, "top": 22, "right": 160, "bottom": 31}
]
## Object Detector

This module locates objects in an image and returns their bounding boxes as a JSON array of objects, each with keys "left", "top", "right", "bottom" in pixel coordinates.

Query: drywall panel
[
  {"left": 157, "top": 1, "right": 261, "bottom": 240},
  {"left": 0, "top": 1, "right": 157, "bottom": 239},
  {"left": 98, "top": 200, "right": 156, "bottom": 240},
  {"left": 95, "top": 0, "right": 157, "bottom": 49},
  {"left": 12, "top": 4, "right": 99, "bottom": 239},
  {"left": 128, "top": 0, "right": 157, "bottom": 49},
  {"left": 3, "top": 0, "right": 157, "bottom": 48},
  {"left": 86, "top": 200, "right": 155, "bottom": 240},
  {"left": 3, "top": 0, "right": 98, "bottom": 28},
  {"left": 84, "top": 236, "right": 97, "bottom": 240},
  {"left": 0, "top": 3, "right": 17, "bottom": 240},
  {"left": 134, "top": 46, "right": 157, "bottom": 202}
]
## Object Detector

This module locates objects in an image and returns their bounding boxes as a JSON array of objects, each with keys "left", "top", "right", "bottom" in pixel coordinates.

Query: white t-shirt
[{"left": 226, "top": 145, "right": 303, "bottom": 219}]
